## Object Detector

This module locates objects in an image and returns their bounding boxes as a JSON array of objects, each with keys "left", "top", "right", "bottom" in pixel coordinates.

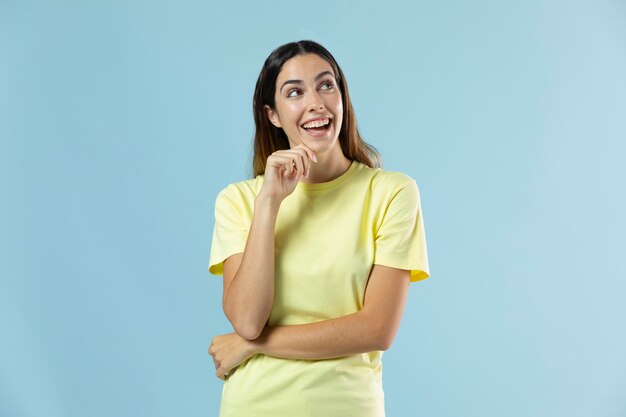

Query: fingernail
[{"left": 312, "top": 154, "right": 318, "bottom": 163}]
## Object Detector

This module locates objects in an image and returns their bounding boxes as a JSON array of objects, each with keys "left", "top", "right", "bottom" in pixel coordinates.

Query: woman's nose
[{"left": 306, "top": 90, "right": 324, "bottom": 111}]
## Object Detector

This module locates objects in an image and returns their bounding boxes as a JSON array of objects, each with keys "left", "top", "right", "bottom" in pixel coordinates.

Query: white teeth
[{"left": 302, "top": 118, "right": 330, "bottom": 128}]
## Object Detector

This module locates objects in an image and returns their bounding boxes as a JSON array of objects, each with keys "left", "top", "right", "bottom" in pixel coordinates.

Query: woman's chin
[
  {"left": 301, "top": 138, "right": 335, "bottom": 152},
  {"left": 290, "top": 128, "right": 339, "bottom": 152},
  {"left": 300, "top": 131, "right": 339, "bottom": 148}
]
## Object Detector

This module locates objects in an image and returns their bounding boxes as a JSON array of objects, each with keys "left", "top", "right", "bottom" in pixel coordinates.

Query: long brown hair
[{"left": 249, "top": 40, "right": 382, "bottom": 178}]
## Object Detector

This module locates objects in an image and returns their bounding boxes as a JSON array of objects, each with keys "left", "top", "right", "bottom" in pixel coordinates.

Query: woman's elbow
[
  {"left": 379, "top": 337, "right": 394, "bottom": 351},
  {"left": 224, "top": 307, "right": 266, "bottom": 340},
  {"left": 373, "top": 323, "right": 395, "bottom": 351},
  {"left": 235, "top": 324, "right": 263, "bottom": 341},
  {"left": 233, "top": 319, "right": 266, "bottom": 341}
]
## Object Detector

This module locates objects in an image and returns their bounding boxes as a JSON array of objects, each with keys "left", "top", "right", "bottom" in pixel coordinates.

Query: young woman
[{"left": 207, "top": 40, "right": 430, "bottom": 417}]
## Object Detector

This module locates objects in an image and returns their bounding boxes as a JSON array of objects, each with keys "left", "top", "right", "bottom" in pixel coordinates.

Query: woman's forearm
[
  {"left": 224, "top": 193, "right": 280, "bottom": 340},
  {"left": 248, "top": 309, "right": 386, "bottom": 360}
]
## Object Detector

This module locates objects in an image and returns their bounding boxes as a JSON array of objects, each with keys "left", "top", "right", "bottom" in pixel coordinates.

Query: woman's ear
[{"left": 264, "top": 104, "right": 282, "bottom": 128}]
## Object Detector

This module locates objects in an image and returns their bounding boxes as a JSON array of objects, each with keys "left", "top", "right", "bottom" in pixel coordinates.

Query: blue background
[{"left": 1, "top": 1, "right": 625, "bottom": 416}]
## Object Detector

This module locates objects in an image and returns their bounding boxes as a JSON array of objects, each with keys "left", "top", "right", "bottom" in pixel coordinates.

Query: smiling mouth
[{"left": 300, "top": 117, "right": 332, "bottom": 134}]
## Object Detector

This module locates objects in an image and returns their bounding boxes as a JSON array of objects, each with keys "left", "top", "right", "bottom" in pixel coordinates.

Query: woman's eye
[{"left": 287, "top": 81, "right": 334, "bottom": 98}]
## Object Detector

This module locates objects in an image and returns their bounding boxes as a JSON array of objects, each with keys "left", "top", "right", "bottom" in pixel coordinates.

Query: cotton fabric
[{"left": 208, "top": 160, "right": 430, "bottom": 417}]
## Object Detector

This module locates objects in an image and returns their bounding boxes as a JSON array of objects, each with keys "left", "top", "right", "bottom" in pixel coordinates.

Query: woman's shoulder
[
  {"left": 215, "top": 175, "right": 264, "bottom": 204},
  {"left": 355, "top": 163, "right": 423, "bottom": 212},
  {"left": 358, "top": 161, "right": 418, "bottom": 192}
]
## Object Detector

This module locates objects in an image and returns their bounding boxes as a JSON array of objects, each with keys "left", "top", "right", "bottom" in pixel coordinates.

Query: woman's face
[{"left": 265, "top": 53, "right": 343, "bottom": 153}]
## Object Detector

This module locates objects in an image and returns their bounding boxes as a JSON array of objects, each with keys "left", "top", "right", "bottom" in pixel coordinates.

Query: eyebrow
[{"left": 280, "top": 70, "right": 335, "bottom": 92}]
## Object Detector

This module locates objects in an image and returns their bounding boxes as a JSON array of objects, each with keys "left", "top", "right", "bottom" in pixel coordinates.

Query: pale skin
[{"left": 208, "top": 53, "right": 411, "bottom": 381}]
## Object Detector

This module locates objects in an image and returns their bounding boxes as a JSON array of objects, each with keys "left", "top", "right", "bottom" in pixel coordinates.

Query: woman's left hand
[{"left": 208, "top": 332, "right": 257, "bottom": 381}]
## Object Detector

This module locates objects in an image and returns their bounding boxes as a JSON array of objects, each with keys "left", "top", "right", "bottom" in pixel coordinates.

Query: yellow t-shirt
[{"left": 208, "top": 160, "right": 430, "bottom": 417}]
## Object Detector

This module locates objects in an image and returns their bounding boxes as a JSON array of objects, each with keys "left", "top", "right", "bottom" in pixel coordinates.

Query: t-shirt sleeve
[
  {"left": 208, "top": 187, "right": 248, "bottom": 276},
  {"left": 373, "top": 179, "right": 430, "bottom": 282}
]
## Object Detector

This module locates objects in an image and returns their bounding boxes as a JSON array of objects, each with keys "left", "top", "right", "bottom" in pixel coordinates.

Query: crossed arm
[
  {"left": 209, "top": 263, "right": 411, "bottom": 379},
  {"left": 252, "top": 263, "right": 410, "bottom": 358},
  {"left": 209, "top": 264, "right": 409, "bottom": 379}
]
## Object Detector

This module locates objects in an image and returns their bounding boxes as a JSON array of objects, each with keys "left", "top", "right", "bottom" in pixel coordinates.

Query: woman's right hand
[{"left": 259, "top": 144, "right": 317, "bottom": 202}]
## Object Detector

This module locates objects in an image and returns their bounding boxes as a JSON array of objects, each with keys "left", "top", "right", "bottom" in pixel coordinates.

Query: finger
[
  {"left": 269, "top": 154, "right": 297, "bottom": 176},
  {"left": 270, "top": 154, "right": 301, "bottom": 176},
  {"left": 295, "top": 143, "right": 318, "bottom": 164},
  {"left": 287, "top": 148, "right": 311, "bottom": 177},
  {"left": 216, "top": 367, "right": 229, "bottom": 381},
  {"left": 281, "top": 151, "right": 305, "bottom": 178}
]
